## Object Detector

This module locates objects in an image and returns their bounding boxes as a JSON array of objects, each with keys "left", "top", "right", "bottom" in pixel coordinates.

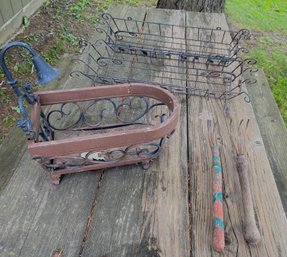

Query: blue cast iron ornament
[{"left": 0, "top": 41, "right": 60, "bottom": 139}]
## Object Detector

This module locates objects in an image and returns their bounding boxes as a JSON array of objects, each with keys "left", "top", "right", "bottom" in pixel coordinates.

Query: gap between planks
[
  {"left": 80, "top": 7, "right": 190, "bottom": 257},
  {"left": 79, "top": 171, "right": 105, "bottom": 257}
]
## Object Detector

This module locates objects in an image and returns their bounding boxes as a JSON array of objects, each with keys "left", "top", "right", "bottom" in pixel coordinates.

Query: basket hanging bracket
[{"left": 0, "top": 41, "right": 60, "bottom": 140}]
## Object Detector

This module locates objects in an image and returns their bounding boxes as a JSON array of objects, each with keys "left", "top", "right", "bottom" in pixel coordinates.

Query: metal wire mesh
[{"left": 71, "top": 13, "right": 257, "bottom": 102}]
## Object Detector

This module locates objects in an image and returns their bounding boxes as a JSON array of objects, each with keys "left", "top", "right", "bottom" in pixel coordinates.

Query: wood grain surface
[
  {"left": 187, "top": 11, "right": 287, "bottom": 256},
  {"left": 0, "top": 5, "right": 287, "bottom": 257},
  {"left": 245, "top": 69, "right": 287, "bottom": 213},
  {"left": 81, "top": 6, "right": 190, "bottom": 257}
]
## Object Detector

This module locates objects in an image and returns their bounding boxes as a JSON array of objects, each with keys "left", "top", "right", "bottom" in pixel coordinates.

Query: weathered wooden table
[{"left": 1, "top": 5, "right": 287, "bottom": 257}]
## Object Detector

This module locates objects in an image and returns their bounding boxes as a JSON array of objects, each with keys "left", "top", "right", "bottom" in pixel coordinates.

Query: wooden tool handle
[
  {"left": 237, "top": 154, "right": 261, "bottom": 244},
  {"left": 212, "top": 145, "right": 225, "bottom": 252}
]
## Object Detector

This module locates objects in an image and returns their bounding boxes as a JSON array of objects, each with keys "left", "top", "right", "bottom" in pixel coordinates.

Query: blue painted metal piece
[{"left": 0, "top": 41, "right": 60, "bottom": 139}]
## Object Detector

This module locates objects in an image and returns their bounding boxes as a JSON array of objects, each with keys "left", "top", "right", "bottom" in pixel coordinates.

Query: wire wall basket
[
  {"left": 71, "top": 13, "right": 257, "bottom": 103},
  {"left": 71, "top": 39, "right": 256, "bottom": 102},
  {"left": 97, "top": 13, "right": 250, "bottom": 60}
]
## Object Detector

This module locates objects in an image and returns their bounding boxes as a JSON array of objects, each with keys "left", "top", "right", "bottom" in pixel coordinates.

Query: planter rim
[{"left": 28, "top": 83, "right": 180, "bottom": 158}]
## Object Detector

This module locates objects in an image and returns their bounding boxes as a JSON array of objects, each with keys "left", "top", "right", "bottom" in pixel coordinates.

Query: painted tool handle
[
  {"left": 237, "top": 154, "right": 261, "bottom": 244},
  {"left": 212, "top": 145, "right": 225, "bottom": 252}
]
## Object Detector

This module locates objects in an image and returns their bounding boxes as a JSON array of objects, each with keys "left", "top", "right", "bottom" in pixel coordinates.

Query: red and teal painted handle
[{"left": 212, "top": 145, "right": 225, "bottom": 252}]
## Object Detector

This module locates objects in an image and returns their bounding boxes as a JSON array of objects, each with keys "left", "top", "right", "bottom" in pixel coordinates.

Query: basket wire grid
[
  {"left": 72, "top": 39, "right": 256, "bottom": 102},
  {"left": 71, "top": 13, "right": 257, "bottom": 103},
  {"left": 98, "top": 13, "right": 249, "bottom": 60}
]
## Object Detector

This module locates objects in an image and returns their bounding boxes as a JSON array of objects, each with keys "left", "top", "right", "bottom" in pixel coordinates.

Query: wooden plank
[
  {"left": 79, "top": 6, "right": 150, "bottom": 257},
  {"left": 81, "top": 6, "right": 190, "bottom": 257},
  {"left": 0, "top": 54, "right": 101, "bottom": 257},
  {"left": 0, "top": 0, "right": 45, "bottom": 45},
  {"left": 186, "top": 11, "right": 287, "bottom": 256},
  {"left": 136, "top": 8, "right": 190, "bottom": 257},
  {"left": 246, "top": 69, "right": 287, "bottom": 213},
  {"left": 186, "top": 13, "right": 229, "bottom": 256},
  {"left": 0, "top": 8, "right": 5, "bottom": 27},
  {"left": 0, "top": 157, "right": 101, "bottom": 257},
  {"left": 0, "top": 127, "right": 26, "bottom": 192},
  {"left": 22, "top": 0, "right": 31, "bottom": 7},
  {"left": 0, "top": 0, "right": 14, "bottom": 22},
  {"left": 10, "top": 0, "right": 22, "bottom": 14}
]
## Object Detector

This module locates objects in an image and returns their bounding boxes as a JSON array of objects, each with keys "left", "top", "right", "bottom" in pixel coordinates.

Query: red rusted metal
[{"left": 28, "top": 83, "right": 180, "bottom": 184}]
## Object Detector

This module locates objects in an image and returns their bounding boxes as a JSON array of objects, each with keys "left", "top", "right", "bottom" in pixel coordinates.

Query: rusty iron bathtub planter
[{"left": 28, "top": 83, "right": 180, "bottom": 184}]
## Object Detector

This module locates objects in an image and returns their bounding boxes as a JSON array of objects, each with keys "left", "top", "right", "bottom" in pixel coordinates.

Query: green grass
[
  {"left": 226, "top": 0, "right": 287, "bottom": 124},
  {"left": 225, "top": 0, "right": 287, "bottom": 33},
  {"left": 247, "top": 40, "right": 287, "bottom": 121}
]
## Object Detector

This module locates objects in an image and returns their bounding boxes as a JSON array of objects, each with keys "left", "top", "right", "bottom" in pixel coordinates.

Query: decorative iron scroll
[
  {"left": 34, "top": 138, "right": 165, "bottom": 171},
  {"left": 45, "top": 96, "right": 166, "bottom": 131}
]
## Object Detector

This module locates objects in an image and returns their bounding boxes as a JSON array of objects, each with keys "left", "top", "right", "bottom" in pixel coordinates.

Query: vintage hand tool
[
  {"left": 230, "top": 119, "right": 261, "bottom": 244},
  {"left": 208, "top": 119, "right": 225, "bottom": 252}
]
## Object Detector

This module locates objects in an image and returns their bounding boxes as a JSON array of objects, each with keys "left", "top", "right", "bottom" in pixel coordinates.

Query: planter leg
[
  {"left": 51, "top": 173, "right": 62, "bottom": 185},
  {"left": 142, "top": 160, "right": 151, "bottom": 170}
]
